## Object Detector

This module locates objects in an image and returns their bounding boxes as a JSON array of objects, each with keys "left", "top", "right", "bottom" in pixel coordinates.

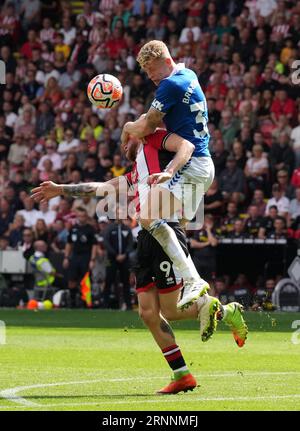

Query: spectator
[
  {"left": 251, "top": 189, "right": 267, "bottom": 217},
  {"left": 271, "top": 114, "right": 292, "bottom": 142},
  {"left": 213, "top": 269, "right": 229, "bottom": 298},
  {"left": 51, "top": 218, "right": 69, "bottom": 252},
  {"left": 179, "top": 16, "right": 201, "bottom": 43},
  {"left": 36, "top": 201, "right": 56, "bottom": 226},
  {"left": 291, "top": 112, "right": 300, "bottom": 167},
  {"left": 63, "top": 208, "right": 97, "bottom": 308},
  {"left": 276, "top": 169, "right": 295, "bottom": 199},
  {"left": 265, "top": 183, "right": 290, "bottom": 219},
  {"left": 244, "top": 204, "right": 263, "bottom": 238},
  {"left": 69, "top": 31, "right": 90, "bottom": 66},
  {"left": 219, "top": 201, "right": 241, "bottom": 235},
  {"left": 244, "top": 144, "right": 269, "bottom": 194},
  {"left": 0, "top": 45, "right": 17, "bottom": 73},
  {"left": 7, "top": 134, "right": 28, "bottom": 167},
  {"left": 82, "top": 154, "right": 106, "bottom": 182},
  {"left": 57, "top": 128, "right": 80, "bottom": 158},
  {"left": 39, "top": 17, "right": 55, "bottom": 43},
  {"left": 54, "top": 32, "right": 70, "bottom": 61},
  {"left": 110, "top": 153, "right": 126, "bottom": 177},
  {"left": 55, "top": 198, "right": 76, "bottom": 224},
  {"left": 20, "top": 0, "right": 41, "bottom": 30},
  {"left": 72, "top": 196, "right": 97, "bottom": 219},
  {"left": 207, "top": 97, "right": 221, "bottom": 128},
  {"left": 58, "top": 62, "right": 81, "bottom": 92},
  {"left": 228, "top": 219, "right": 245, "bottom": 239},
  {"left": 60, "top": 15, "right": 76, "bottom": 46},
  {"left": 258, "top": 66, "right": 280, "bottom": 93},
  {"left": 291, "top": 166, "right": 300, "bottom": 188},
  {"left": 219, "top": 109, "right": 240, "bottom": 149},
  {"left": 35, "top": 102, "right": 55, "bottom": 138},
  {"left": 229, "top": 273, "right": 252, "bottom": 308},
  {"left": 252, "top": 278, "right": 276, "bottom": 311},
  {"left": 289, "top": 187, "right": 300, "bottom": 221},
  {"left": 6, "top": 213, "right": 25, "bottom": 248},
  {"left": 37, "top": 139, "right": 62, "bottom": 172},
  {"left": 189, "top": 214, "right": 218, "bottom": 282},
  {"left": 3, "top": 185, "right": 22, "bottom": 213},
  {"left": 267, "top": 216, "right": 287, "bottom": 239},
  {"left": 232, "top": 139, "right": 247, "bottom": 170},
  {"left": 20, "top": 29, "right": 41, "bottom": 59},
  {"left": 17, "top": 195, "right": 40, "bottom": 228},
  {"left": 0, "top": 125, "right": 11, "bottom": 161},
  {"left": 0, "top": 3, "right": 19, "bottom": 48},
  {"left": 204, "top": 178, "right": 223, "bottom": 216},
  {"left": 22, "top": 68, "right": 43, "bottom": 103},
  {"left": 0, "top": 235, "right": 12, "bottom": 251},
  {"left": 219, "top": 155, "right": 246, "bottom": 204},
  {"left": 269, "top": 132, "right": 295, "bottom": 177},
  {"left": 259, "top": 205, "right": 279, "bottom": 239},
  {"left": 18, "top": 227, "right": 34, "bottom": 259},
  {"left": 40, "top": 77, "right": 63, "bottom": 107},
  {"left": 0, "top": 197, "right": 14, "bottom": 236},
  {"left": 270, "top": 87, "right": 296, "bottom": 123},
  {"left": 103, "top": 211, "right": 133, "bottom": 310},
  {"left": 33, "top": 218, "right": 49, "bottom": 242},
  {"left": 211, "top": 138, "right": 229, "bottom": 176},
  {"left": 3, "top": 101, "right": 17, "bottom": 128}
]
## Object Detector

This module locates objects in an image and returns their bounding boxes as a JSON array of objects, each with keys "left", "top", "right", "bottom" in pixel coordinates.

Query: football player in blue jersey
[{"left": 121, "top": 40, "right": 215, "bottom": 310}]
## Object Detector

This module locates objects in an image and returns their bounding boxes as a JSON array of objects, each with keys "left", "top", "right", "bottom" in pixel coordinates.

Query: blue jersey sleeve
[{"left": 151, "top": 79, "right": 178, "bottom": 114}]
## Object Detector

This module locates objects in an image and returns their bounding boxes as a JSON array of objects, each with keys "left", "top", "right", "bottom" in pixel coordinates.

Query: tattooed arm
[
  {"left": 61, "top": 182, "right": 101, "bottom": 198},
  {"left": 31, "top": 177, "right": 122, "bottom": 202},
  {"left": 121, "top": 109, "right": 165, "bottom": 144}
]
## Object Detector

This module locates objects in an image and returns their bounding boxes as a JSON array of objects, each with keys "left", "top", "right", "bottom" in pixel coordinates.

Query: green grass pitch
[{"left": 0, "top": 309, "right": 299, "bottom": 411}]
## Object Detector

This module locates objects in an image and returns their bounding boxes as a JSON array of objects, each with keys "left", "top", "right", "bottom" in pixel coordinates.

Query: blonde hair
[{"left": 137, "top": 40, "right": 170, "bottom": 68}]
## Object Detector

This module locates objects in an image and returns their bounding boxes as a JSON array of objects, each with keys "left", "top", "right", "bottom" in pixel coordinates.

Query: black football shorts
[{"left": 134, "top": 223, "right": 188, "bottom": 294}]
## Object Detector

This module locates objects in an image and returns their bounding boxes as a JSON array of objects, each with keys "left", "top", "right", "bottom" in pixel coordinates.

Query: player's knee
[
  {"left": 139, "top": 306, "right": 159, "bottom": 327},
  {"left": 160, "top": 308, "right": 177, "bottom": 322}
]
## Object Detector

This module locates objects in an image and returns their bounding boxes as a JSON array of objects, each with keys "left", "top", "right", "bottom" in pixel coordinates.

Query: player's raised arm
[
  {"left": 31, "top": 178, "right": 122, "bottom": 203},
  {"left": 148, "top": 135, "right": 195, "bottom": 185},
  {"left": 122, "top": 109, "right": 165, "bottom": 144}
]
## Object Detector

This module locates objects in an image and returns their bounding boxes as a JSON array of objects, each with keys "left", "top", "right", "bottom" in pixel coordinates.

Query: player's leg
[
  {"left": 156, "top": 275, "right": 220, "bottom": 342},
  {"left": 217, "top": 303, "right": 248, "bottom": 348},
  {"left": 135, "top": 230, "right": 196, "bottom": 393},
  {"left": 137, "top": 287, "right": 197, "bottom": 394},
  {"left": 140, "top": 186, "right": 200, "bottom": 280},
  {"left": 152, "top": 228, "right": 220, "bottom": 342},
  {"left": 140, "top": 187, "right": 209, "bottom": 308}
]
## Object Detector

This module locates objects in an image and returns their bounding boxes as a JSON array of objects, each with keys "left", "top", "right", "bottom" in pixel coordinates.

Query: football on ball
[{"left": 87, "top": 74, "right": 123, "bottom": 109}]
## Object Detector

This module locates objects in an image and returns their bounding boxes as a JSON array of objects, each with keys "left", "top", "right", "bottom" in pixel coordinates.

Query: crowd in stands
[{"left": 0, "top": 0, "right": 300, "bottom": 309}]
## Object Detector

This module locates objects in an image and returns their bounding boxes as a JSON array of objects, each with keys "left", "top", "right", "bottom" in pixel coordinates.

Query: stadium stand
[{"left": 0, "top": 0, "right": 299, "bottom": 309}]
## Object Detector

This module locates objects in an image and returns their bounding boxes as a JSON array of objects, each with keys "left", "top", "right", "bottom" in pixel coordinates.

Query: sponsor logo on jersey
[{"left": 152, "top": 99, "right": 164, "bottom": 111}]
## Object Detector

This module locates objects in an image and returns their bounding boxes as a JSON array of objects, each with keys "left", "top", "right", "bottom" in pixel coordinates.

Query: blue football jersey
[{"left": 151, "top": 64, "right": 210, "bottom": 157}]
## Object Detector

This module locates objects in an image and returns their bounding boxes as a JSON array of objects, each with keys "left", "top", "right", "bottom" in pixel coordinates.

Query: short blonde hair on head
[{"left": 137, "top": 40, "right": 170, "bottom": 68}]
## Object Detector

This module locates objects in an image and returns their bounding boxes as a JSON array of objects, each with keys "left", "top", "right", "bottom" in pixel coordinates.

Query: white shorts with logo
[{"left": 158, "top": 156, "right": 215, "bottom": 220}]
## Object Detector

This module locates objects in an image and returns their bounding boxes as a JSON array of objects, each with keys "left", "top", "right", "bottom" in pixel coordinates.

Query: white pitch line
[
  {"left": 1, "top": 394, "right": 300, "bottom": 410},
  {"left": 0, "top": 371, "right": 300, "bottom": 408}
]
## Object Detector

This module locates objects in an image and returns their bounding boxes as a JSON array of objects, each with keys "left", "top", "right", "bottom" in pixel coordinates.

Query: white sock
[
  {"left": 196, "top": 293, "right": 209, "bottom": 315},
  {"left": 221, "top": 304, "right": 227, "bottom": 320},
  {"left": 148, "top": 220, "right": 200, "bottom": 282}
]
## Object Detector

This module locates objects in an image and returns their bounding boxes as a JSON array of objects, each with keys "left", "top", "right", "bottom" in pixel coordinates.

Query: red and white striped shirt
[{"left": 125, "top": 130, "right": 172, "bottom": 213}]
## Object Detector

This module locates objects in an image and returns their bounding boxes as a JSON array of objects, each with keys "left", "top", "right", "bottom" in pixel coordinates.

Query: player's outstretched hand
[
  {"left": 147, "top": 172, "right": 172, "bottom": 185},
  {"left": 31, "top": 181, "right": 61, "bottom": 203}
]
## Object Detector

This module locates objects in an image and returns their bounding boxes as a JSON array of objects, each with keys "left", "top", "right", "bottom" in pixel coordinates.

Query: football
[{"left": 87, "top": 73, "right": 123, "bottom": 109}]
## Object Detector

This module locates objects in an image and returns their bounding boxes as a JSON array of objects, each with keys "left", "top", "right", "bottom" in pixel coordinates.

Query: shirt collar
[{"left": 170, "top": 63, "right": 185, "bottom": 77}]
